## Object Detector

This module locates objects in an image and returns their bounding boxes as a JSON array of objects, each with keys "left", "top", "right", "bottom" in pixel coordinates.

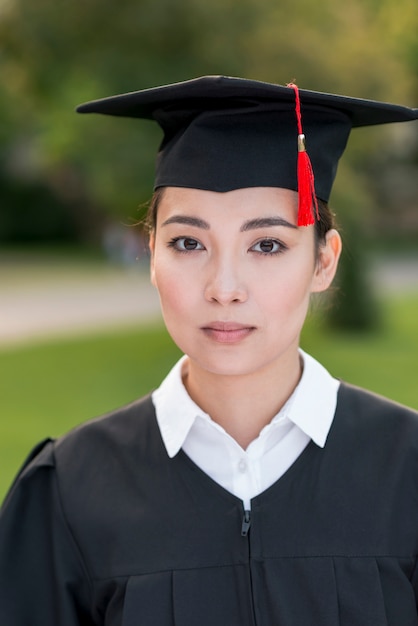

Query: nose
[{"left": 204, "top": 256, "right": 248, "bottom": 305}]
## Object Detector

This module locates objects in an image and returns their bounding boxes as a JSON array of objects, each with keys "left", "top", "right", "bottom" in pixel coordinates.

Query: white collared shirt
[{"left": 152, "top": 350, "right": 340, "bottom": 509}]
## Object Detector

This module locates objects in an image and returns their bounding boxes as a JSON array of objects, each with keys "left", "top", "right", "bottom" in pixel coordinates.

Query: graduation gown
[{"left": 1, "top": 382, "right": 418, "bottom": 625}]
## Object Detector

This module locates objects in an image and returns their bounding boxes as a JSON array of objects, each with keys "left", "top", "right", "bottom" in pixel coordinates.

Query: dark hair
[
  {"left": 144, "top": 187, "right": 165, "bottom": 234},
  {"left": 145, "top": 187, "right": 337, "bottom": 248},
  {"left": 314, "top": 199, "right": 337, "bottom": 245}
]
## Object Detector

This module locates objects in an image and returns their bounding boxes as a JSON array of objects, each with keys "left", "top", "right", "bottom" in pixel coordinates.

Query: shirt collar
[
  {"left": 291, "top": 349, "right": 340, "bottom": 447},
  {"left": 152, "top": 350, "right": 339, "bottom": 458},
  {"left": 152, "top": 355, "right": 201, "bottom": 458}
]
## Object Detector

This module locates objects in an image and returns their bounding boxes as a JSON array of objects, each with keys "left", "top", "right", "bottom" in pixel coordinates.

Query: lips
[{"left": 201, "top": 322, "right": 256, "bottom": 344}]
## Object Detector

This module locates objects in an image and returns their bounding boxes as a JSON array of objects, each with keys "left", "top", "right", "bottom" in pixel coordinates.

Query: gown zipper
[
  {"left": 241, "top": 509, "right": 251, "bottom": 536},
  {"left": 241, "top": 508, "right": 257, "bottom": 624}
]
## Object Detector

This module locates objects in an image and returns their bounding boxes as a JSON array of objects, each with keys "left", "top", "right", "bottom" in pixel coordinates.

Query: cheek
[
  {"left": 152, "top": 265, "right": 200, "bottom": 355},
  {"left": 262, "top": 280, "right": 311, "bottom": 322},
  {"left": 152, "top": 263, "right": 194, "bottom": 318},
  {"left": 258, "top": 255, "right": 315, "bottom": 313}
]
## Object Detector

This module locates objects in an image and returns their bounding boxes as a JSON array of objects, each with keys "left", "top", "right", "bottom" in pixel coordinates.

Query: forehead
[{"left": 157, "top": 186, "right": 299, "bottom": 218}]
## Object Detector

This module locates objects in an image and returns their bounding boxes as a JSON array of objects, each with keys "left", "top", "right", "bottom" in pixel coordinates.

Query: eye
[
  {"left": 250, "top": 238, "right": 286, "bottom": 255},
  {"left": 168, "top": 237, "right": 205, "bottom": 252}
]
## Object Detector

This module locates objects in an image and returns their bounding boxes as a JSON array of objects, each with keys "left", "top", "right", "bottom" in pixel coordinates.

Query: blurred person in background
[{"left": 0, "top": 76, "right": 417, "bottom": 625}]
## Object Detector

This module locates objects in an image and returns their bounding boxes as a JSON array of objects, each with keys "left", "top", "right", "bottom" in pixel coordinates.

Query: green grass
[{"left": 1, "top": 294, "right": 417, "bottom": 503}]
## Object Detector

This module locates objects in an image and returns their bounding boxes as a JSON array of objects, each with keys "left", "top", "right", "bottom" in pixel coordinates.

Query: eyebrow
[
  {"left": 161, "top": 215, "right": 210, "bottom": 229},
  {"left": 240, "top": 217, "right": 298, "bottom": 231},
  {"left": 161, "top": 214, "right": 297, "bottom": 231}
]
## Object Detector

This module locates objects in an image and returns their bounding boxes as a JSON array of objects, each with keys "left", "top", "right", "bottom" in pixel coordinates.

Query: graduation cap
[{"left": 77, "top": 75, "right": 418, "bottom": 226}]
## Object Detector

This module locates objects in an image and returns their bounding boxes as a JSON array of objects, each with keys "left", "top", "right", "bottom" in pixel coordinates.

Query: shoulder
[
  {"left": 338, "top": 382, "right": 418, "bottom": 427},
  {"left": 2, "top": 394, "right": 164, "bottom": 537},
  {"left": 334, "top": 382, "right": 418, "bottom": 458},
  {"left": 53, "top": 393, "right": 160, "bottom": 471},
  {"left": 5, "top": 394, "right": 159, "bottom": 501},
  {"left": 57, "top": 393, "right": 156, "bottom": 446}
]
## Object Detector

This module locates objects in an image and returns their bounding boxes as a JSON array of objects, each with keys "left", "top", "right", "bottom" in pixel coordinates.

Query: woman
[{"left": 1, "top": 76, "right": 417, "bottom": 625}]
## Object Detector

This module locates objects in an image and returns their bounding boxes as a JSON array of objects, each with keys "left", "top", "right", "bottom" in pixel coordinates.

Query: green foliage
[
  {"left": 0, "top": 0, "right": 416, "bottom": 216},
  {"left": 326, "top": 172, "right": 381, "bottom": 331},
  {"left": 329, "top": 240, "right": 380, "bottom": 331},
  {"left": 0, "top": 0, "right": 417, "bottom": 327},
  {"left": 0, "top": 173, "right": 78, "bottom": 242}
]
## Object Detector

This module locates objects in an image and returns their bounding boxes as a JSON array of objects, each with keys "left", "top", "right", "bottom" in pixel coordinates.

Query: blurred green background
[{"left": 1, "top": 0, "right": 417, "bottom": 502}]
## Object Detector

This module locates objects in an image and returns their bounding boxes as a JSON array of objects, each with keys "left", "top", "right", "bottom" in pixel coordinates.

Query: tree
[{"left": 0, "top": 0, "right": 416, "bottom": 234}]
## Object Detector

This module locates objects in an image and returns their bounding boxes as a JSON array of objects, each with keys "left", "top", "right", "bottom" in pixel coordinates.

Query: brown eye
[
  {"left": 260, "top": 240, "right": 275, "bottom": 253},
  {"left": 183, "top": 238, "right": 200, "bottom": 250},
  {"left": 251, "top": 239, "right": 284, "bottom": 255}
]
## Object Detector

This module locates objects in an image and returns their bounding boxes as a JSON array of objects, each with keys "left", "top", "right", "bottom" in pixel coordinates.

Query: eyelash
[
  {"left": 167, "top": 237, "right": 204, "bottom": 253},
  {"left": 167, "top": 236, "right": 288, "bottom": 256}
]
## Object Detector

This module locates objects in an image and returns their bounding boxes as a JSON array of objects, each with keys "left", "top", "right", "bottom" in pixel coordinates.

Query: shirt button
[{"left": 238, "top": 459, "right": 247, "bottom": 473}]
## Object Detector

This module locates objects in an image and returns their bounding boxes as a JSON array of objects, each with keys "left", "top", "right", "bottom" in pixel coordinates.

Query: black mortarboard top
[{"left": 77, "top": 76, "right": 418, "bottom": 225}]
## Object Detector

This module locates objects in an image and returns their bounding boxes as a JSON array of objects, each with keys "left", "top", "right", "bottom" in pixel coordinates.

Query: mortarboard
[{"left": 77, "top": 75, "right": 418, "bottom": 225}]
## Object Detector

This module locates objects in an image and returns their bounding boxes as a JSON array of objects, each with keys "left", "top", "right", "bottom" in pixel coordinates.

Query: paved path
[
  {"left": 372, "top": 256, "right": 418, "bottom": 294},
  {"left": 1, "top": 253, "right": 417, "bottom": 348},
  {"left": 0, "top": 258, "right": 161, "bottom": 347}
]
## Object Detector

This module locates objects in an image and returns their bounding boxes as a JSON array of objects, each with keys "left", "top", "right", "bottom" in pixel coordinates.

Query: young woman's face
[{"left": 150, "top": 186, "right": 340, "bottom": 379}]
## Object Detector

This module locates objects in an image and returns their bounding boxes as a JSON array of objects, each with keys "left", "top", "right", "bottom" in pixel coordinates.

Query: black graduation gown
[{"left": 1, "top": 382, "right": 418, "bottom": 625}]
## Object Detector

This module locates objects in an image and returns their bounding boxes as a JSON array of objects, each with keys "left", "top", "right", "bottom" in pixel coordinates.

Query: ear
[
  {"left": 149, "top": 233, "right": 157, "bottom": 287},
  {"left": 311, "top": 229, "right": 342, "bottom": 293}
]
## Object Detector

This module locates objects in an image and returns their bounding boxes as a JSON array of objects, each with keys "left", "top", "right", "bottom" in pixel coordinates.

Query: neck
[{"left": 182, "top": 351, "right": 302, "bottom": 449}]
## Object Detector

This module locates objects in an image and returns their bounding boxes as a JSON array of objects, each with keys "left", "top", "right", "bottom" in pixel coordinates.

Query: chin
[{"left": 186, "top": 350, "right": 275, "bottom": 379}]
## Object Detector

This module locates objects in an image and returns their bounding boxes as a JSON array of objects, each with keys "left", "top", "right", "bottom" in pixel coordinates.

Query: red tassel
[{"left": 287, "top": 83, "right": 319, "bottom": 227}]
